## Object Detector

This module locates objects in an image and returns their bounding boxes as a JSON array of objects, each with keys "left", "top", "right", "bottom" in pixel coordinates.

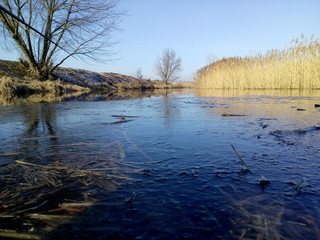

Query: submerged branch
[
  {"left": 231, "top": 144, "right": 251, "bottom": 172},
  {"left": 294, "top": 178, "right": 304, "bottom": 190}
]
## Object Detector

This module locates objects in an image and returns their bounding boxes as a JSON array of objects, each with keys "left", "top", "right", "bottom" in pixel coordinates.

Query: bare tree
[
  {"left": 155, "top": 48, "right": 182, "bottom": 84},
  {"left": 0, "top": 0, "right": 122, "bottom": 79},
  {"left": 135, "top": 67, "right": 143, "bottom": 79}
]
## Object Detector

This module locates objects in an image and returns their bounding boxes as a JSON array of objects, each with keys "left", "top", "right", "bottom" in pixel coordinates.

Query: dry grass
[
  {"left": 0, "top": 59, "right": 30, "bottom": 79},
  {"left": 153, "top": 80, "right": 172, "bottom": 89},
  {"left": 27, "top": 79, "right": 90, "bottom": 93},
  {"left": 196, "top": 34, "right": 320, "bottom": 89},
  {"left": 0, "top": 141, "right": 135, "bottom": 239},
  {"left": 153, "top": 80, "right": 195, "bottom": 89},
  {"left": 115, "top": 79, "right": 155, "bottom": 90},
  {"left": 172, "top": 81, "right": 195, "bottom": 89},
  {"left": 0, "top": 76, "right": 90, "bottom": 100},
  {"left": 0, "top": 76, "right": 91, "bottom": 105},
  {"left": 0, "top": 76, "right": 17, "bottom": 96},
  {"left": 115, "top": 79, "right": 195, "bottom": 90}
]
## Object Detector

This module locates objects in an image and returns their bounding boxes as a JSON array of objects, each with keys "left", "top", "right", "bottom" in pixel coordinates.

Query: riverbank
[
  {"left": 0, "top": 60, "right": 151, "bottom": 95},
  {"left": 0, "top": 60, "right": 194, "bottom": 99}
]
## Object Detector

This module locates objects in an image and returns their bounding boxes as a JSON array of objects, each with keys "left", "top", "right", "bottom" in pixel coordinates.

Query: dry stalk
[{"left": 231, "top": 144, "right": 250, "bottom": 172}]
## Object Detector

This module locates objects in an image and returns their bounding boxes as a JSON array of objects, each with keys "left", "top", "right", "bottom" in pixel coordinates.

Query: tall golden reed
[{"left": 196, "top": 34, "right": 320, "bottom": 89}]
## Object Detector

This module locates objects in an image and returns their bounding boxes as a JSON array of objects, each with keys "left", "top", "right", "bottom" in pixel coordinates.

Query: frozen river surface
[{"left": 0, "top": 89, "right": 320, "bottom": 239}]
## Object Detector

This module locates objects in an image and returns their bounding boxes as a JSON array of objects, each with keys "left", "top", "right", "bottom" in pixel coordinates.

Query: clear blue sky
[{"left": 2, "top": 0, "right": 320, "bottom": 81}]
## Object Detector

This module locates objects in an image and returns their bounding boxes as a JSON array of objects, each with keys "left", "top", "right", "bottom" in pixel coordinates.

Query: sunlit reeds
[{"left": 196, "top": 34, "right": 320, "bottom": 89}]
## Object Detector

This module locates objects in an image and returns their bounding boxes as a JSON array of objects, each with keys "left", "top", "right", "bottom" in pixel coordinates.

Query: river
[{"left": 0, "top": 89, "right": 320, "bottom": 239}]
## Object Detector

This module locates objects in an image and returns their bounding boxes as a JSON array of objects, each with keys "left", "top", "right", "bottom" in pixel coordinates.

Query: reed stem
[{"left": 231, "top": 144, "right": 250, "bottom": 172}]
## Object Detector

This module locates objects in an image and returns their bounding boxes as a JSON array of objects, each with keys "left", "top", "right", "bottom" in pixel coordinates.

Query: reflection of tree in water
[
  {"left": 161, "top": 90, "right": 180, "bottom": 125},
  {"left": 19, "top": 103, "right": 59, "bottom": 163},
  {"left": 23, "top": 103, "right": 56, "bottom": 136}
]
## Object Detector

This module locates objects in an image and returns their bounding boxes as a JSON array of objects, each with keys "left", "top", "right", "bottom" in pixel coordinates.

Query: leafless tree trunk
[
  {"left": 0, "top": 0, "right": 122, "bottom": 80},
  {"left": 155, "top": 48, "right": 182, "bottom": 84}
]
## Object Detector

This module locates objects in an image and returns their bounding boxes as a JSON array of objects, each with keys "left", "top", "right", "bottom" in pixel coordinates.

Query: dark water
[{"left": 1, "top": 89, "right": 320, "bottom": 239}]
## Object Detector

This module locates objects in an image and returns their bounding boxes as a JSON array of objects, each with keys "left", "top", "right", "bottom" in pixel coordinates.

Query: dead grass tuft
[
  {"left": 0, "top": 76, "right": 18, "bottom": 96},
  {"left": 115, "top": 79, "right": 155, "bottom": 90},
  {"left": 153, "top": 80, "right": 194, "bottom": 89},
  {"left": 172, "top": 81, "right": 195, "bottom": 89},
  {"left": 0, "top": 75, "right": 90, "bottom": 101}
]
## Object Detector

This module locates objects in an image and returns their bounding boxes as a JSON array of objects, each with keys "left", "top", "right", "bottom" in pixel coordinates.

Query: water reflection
[
  {"left": 195, "top": 88, "right": 320, "bottom": 97},
  {"left": 22, "top": 103, "right": 56, "bottom": 136},
  {"left": 12, "top": 103, "right": 61, "bottom": 166},
  {"left": 3, "top": 88, "right": 320, "bottom": 106},
  {"left": 0, "top": 89, "right": 179, "bottom": 105},
  {"left": 0, "top": 91, "right": 89, "bottom": 106},
  {"left": 196, "top": 89, "right": 320, "bottom": 131},
  {"left": 161, "top": 92, "right": 181, "bottom": 125}
]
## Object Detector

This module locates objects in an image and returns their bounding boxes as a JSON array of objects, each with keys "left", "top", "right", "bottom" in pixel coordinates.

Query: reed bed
[{"left": 196, "top": 34, "right": 320, "bottom": 89}]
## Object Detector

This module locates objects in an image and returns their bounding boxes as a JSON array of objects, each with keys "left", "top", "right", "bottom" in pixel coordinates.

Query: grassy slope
[
  {"left": 0, "top": 59, "right": 30, "bottom": 79},
  {"left": 0, "top": 59, "right": 154, "bottom": 91},
  {"left": 0, "top": 60, "right": 194, "bottom": 95},
  {"left": 0, "top": 61, "right": 173, "bottom": 105}
]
